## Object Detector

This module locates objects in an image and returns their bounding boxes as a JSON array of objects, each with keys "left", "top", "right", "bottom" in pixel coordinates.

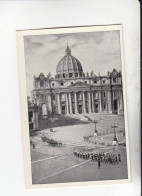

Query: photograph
[{"left": 17, "top": 25, "right": 130, "bottom": 188}]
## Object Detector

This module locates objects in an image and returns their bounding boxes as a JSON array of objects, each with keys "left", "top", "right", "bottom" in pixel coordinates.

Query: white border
[{"left": 16, "top": 25, "right": 131, "bottom": 189}]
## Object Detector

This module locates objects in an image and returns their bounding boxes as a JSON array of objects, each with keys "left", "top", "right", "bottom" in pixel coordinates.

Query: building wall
[{"left": 32, "top": 70, "right": 123, "bottom": 116}]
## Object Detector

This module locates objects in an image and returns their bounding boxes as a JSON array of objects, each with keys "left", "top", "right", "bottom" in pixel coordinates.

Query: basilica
[{"left": 31, "top": 45, "right": 124, "bottom": 122}]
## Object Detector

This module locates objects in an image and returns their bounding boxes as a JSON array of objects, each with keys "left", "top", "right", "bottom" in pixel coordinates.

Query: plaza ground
[{"left": 30, "top": 113, "right": 128, "bottom": 184}]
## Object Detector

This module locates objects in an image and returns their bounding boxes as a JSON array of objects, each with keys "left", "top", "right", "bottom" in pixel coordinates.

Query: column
[
  {"left": 107, "top": 91, "right": 112, "bottom": 113},
  {"left": 88, "top": 91, "right": 92, "bottom": 113},
  {"left": 119, "top": 90, "right": 123, "bottom": 113},
  {"left": 82, "top": 92, "right": 86, "bottom": 114},
  {"left": 39, "top": 94, "right": 42, "bottom": 106},
  {"left": 91, "top": 91, "right": 95, "bottom": 113},
  {"left": 65, "top": 93, "right": 69, "bottom": 115},
  {"left": 33, "top": 111, "right": 39, "bottom": 130},
  {"left": 69, "top": 93, "right": 73, "bottom": 114},
  {"left": 99, "top": 91, "right": 102, "bottom": 112},
  {"left": 74, "top": 92, "right": 78, "bottom": 114},
  {"left": 57, "top": 93, "right": 61, "bottom": 114},
  {"left": 33, "top": 112, "right": 36, "bottom": 130},
  {"left": 48, "top": 94, "right": 53, "bottom": 114},
  {"left": 117, "top": 94, "right": 120, "bottom": 114},
  {"left": 117, "top": 90, "right": 122, "bottom": 114}
]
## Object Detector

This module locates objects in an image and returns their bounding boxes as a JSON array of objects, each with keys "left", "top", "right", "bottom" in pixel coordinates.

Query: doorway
[
  {"left": 113, "top": 99, "right": 118, "bottom": 114},
  {"left": 62, "top": 105, "right": 66, "bottom": 115},
  {"left": 78, "top": 104, "right": 83, "bottom": 114},
  {"left": 95, "top": 104, "right": 99, "bottom": 113}
]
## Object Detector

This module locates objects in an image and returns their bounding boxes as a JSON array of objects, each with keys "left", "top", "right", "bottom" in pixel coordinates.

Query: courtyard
[{"left": 30, "top": 113, "right": 128, "bottom": 185}]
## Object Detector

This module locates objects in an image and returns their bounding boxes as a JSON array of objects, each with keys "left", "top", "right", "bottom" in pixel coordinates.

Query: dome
[{"left": 56, "top": 45, "right": 83, "bottom": 78}]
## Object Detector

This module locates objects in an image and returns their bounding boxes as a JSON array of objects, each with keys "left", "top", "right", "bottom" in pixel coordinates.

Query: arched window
[{"left": 103, "top": 80, "right": 105, "bottom": 84}]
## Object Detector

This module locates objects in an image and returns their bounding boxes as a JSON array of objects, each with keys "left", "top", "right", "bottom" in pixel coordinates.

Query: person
[
  {"left": 91, "top": 153, "right": 94, "bottom": 161},
  {"left": 98, "top": 158, "right": 101, "bottom": 169},
  {"left": 118, "top": 154, "right": 121, "bottom": 162},
  {"left": 115, "top": 155, "right": 118, "bottom": 163}
]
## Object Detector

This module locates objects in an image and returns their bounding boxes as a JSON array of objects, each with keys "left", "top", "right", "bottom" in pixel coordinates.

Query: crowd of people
[{"left": 73, "top": 150, "right": 121, "bottom": 168}]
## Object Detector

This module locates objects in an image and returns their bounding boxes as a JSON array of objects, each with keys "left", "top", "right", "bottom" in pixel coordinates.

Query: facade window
[
  {"left": 113, "top": 78, "right": 116, "bottom": 83},
  {"left": 69, "top": 73, "right": 72, "bottom": 78},
  {"left": 103, "top": 92, "right": 106, "bottom": 98},
  {"left": 85, "top": 81, "right": 87, "bottom": 84},
  {"left": 75, "top": 73, "right": 78, "bottom": 77},
  {"left": 78, "top": 93, "right": 82, "bottom": 100},
  {"left": 40, "top": 81, "right": 44, "bottom": 87},
  {"left": 94, "top": 80, "right": 97, "bottom": 83},
  {"left": 71, "top": 82, "right": 73, "bottom": 85},
  {"left": 114, "top": 91, "right": 117, "bottom": 97},
  {"left": 103, "top": 80, "right": 105, "bottom": 84},
  {"left": 41, "top": 95, "right": 43, "bottom": 102},
  {"left": 52, "top": 95, "right": 55, "bottom": 101},
  {"left": 94, "top": 92, "right": 98, "bottom": 98},
  {"left": 61, "top": 94, "right": 65, "bottom": 101},
  {"left": 60, "top": 82, "right": 64, "bottom": 86},
  {"left": 63, "top": 73, "right": 65, "bottom": 78},
  {"left": 52, "top": 83, "right": 54, "bottom": 86}
]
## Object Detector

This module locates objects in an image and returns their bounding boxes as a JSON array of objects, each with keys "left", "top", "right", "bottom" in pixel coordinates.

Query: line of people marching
[{"left": 73, "top": 150, "right": 121, "bottom": 169}]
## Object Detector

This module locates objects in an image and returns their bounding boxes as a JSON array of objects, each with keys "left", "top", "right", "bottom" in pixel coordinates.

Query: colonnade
[
  {"left": 38, "top": 89, "right": 124, "bottom": 115},
  {"left": 55, "top": 91, "right": 109, "bottom": 115}
]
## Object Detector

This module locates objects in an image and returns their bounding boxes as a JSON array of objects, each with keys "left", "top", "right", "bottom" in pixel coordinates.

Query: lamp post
[
  {"left": 94, "top": 119, "right": 98, "bottom": 136},
  {"left": 111, "top": 120, "right": 118, "bottom": 145}
]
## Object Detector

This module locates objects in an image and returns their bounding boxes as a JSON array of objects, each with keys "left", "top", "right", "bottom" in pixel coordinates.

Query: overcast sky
[{"left": 24, "top": 30, "right": 122, "bottom": 96}]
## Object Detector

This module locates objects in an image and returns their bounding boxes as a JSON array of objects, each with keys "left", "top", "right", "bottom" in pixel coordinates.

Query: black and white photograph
[{"left": 17, "top": 25, "right": 130, "bottom": 188}]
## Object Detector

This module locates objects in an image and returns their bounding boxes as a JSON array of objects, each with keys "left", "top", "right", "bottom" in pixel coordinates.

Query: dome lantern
[{"left": 65, "top": 44, "right": 71, "bottom": 56}]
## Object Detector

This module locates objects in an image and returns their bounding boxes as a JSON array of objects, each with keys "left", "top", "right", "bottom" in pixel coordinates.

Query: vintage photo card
[{"left": 17, "top": 25, "right": 131, "bottom": 189}]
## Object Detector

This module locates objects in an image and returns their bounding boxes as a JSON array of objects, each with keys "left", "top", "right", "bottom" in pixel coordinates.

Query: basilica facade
[{"left": 31, "top": 45, "right": 124, "bottom": 117}]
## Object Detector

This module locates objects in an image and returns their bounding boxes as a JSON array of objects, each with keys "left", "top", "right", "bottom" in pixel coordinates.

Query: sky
[{"left": 24, "top": 30, "right": 122, "bottom": 96}]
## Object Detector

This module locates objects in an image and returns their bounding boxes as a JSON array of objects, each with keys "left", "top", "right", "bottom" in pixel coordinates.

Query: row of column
[
  {"left": 38, "top": 90, "right": 124, "bottom": 115},
  {"left": 56, "top": 91, "right": 102, "bottom": 115}
]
